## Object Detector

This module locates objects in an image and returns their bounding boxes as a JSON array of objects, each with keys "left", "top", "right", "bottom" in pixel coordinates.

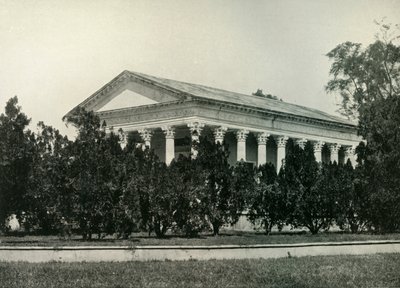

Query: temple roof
[
  {"left": 68, "top": 70, "right": 356, "bottom": 127},
  {"left": 129, "top": 71, "right": 354, "bottom": 126}
]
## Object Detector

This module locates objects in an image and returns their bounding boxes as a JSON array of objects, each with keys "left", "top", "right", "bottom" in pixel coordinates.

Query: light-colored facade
[{"left": 66, "top": 70, "right": 362, "bottom": 170}]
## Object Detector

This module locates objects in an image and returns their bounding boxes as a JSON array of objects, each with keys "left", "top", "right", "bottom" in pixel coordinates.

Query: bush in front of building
[
  {"left": 246, "top": 163, "right": 286, "bottom": 235},
  {"left": 2, "top": 97, "right": 400, "bottom": 238}
]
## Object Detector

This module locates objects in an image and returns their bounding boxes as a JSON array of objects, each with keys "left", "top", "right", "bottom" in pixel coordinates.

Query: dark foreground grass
[
  {"left": 1, "top": 231, "right": 400, "bottom": 247},
  {"left": 0, "top": 253, "right": 399, "bottom": 288}
]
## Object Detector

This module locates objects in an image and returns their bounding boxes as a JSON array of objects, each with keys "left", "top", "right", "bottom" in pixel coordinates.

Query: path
[{"left": 1, "top": 240, "right": 399, "bottom": 262}]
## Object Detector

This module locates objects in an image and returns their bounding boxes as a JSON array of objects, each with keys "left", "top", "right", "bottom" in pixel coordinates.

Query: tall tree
[
  {"left": 334, "top": 160, "right": 368, "bottom": 233},
  {"left": 280, "top": 141, "right": 335, "bottom": 234},
  {"left": 0, "top": 97, "right": 34, "bottom": 231},
  {"left": 246, "top": 163, "right": 285, "bottom": 234},
  {"left": 326, "top": 23, "right": 400, "bottom": 232},
  {"left": 194, "top": 136, "right": 243, "bottom": 236},
  {"left": 171, "top": 155, "right": 208, "bottom": 237},
  {"left": 24, "top": 122, "right": 73, "bottom": 233},
  {"left": 64, "top": 107, "right": 124, "bottom": 239}
]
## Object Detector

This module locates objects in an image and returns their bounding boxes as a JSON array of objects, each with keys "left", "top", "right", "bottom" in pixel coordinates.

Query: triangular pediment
[
  {"left": 68, "top": 71, "right": 185, "bottom": 115},
  {"left": 97, "top": 89, "right": 158, "bottom": 112}
]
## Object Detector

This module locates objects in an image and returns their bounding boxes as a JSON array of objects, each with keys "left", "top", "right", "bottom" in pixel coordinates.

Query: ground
[
  {"left": 1, "top": 230, "right": 400, "bottom": 247},
  {"left": 1, "top": 253, "right": 399, "bottom": 288}
]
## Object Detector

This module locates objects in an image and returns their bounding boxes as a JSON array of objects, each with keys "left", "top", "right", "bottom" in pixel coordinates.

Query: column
[
  {"left": 274, "top": 136, "right": 288, "bottom": 172},
  {"left": 256, "top": 132, "right": 269, "bottom": 166},
  {"left": 188, "top": 122, "right": 205, "bottom": 159},
  {"left": 313, "top": 141, "right": 324, "bottom": 162},
  {"left": 118, "top": 129, "right": 127, "bottom": 149},
  {"left": 138, "top": 129, "right": 152, "bottom": 148},
  {"left": 296, "top": 138, "right": 307, "bottom": 149},
  {"left": 162, "top": 126, "right": 175, "bottom": 165},
  {"left": 236, "top": 130, "right": 249, "bottom": 161},
  {"left": 214, "top": 126, "right": 227, "bottom": 144},
  {"left": 329, "top": 143, "right": 341, "bottom": 164},
  {"left": 344, "top": 146, "right": 356, "bottom": 166}
]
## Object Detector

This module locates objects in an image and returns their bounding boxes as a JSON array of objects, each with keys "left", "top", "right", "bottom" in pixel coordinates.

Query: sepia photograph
[{"left": 0, "top": 0, "right": 399, "bottom": 287}]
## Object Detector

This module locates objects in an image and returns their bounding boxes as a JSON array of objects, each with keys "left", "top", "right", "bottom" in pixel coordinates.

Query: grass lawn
[
  {"left": 1, "top": 230, "right": 400, "bottom": 247},
  {"left": 0, "top": 253, "right": 399, "bottom": 288}
]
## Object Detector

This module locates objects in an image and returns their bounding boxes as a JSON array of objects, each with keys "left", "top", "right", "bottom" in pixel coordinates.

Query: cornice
[
  {"left": 189, "top": 97, "right": 357, "bottom": 131},
  {"left": 96, "top": 97, "right": 357, "bottom": 134}
]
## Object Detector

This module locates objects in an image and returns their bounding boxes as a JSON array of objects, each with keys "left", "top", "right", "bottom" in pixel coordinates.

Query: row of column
[{"left": 124, "top": 122, "right": 356, "bottom": 171}]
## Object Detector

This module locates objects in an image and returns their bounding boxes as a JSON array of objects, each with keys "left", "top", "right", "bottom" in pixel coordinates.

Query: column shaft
[
  {"left": 344, "top": 146, "right": 356, "bottom": 167},
  {"left": 119, "top": 130, "right": 127, "bottom": 149},
  {"left": 214, "top": 126, "right": 227, "bottom": 144},
  {"left": 188, "top": 122, "right": 205, "bottom": 159},
  {"left": 275, "top": 136, "right": 288, "bottom": 172},
  {"left": 236, "top": 130, "right": 249, "bottom": 161},
  {"left": 162, "top": 127, "right": 175, "bottom": 165},
  {"left": 257, "top": 132, "right": 269, "bottom": 166},
  {"left": 329, "top": 144, "right": 341, "bottom": 164},
  {"left": 313, "top": 141, "right": 324, "bottom": 163},
  {"left": 138, "top": 129, "right": 152, "bottom": 149}
]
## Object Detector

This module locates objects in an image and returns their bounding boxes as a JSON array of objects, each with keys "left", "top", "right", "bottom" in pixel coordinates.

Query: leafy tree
[
  {"left": 280, "top": 141, "right": 336, "bottom": 234},
  {"left": 64, "top": 108, "right": 125, "bottom": 239},
  {"left": 24, "top": 122, "right": 73, "bottom": 233},
  {"left": 171, "top": 155, "right": 208, "bottom": 237},
  {"left": 326, "top": 23, "right": 400, "bottom": 232},
  {"left": 326, "top": 23, "right": 399, "bottom": 121},
  {"left": 111, "top": 135, "right": 142, "bottom": 238},
  {"left": 333, "top": 160, "right": 369, "bottom": 233},
  {"left": 194, "top": 136, "right": 236, "bottom": 235},
  {"left": 252, "top": 89, "right": 281, "bottom": 101},
  {"left": 123, "top": 139, "right": 178, "bottom": 238},
  {"left": 0, "top": 97, "right": 34, "bottom": 232},
  {"left": 247, "top": 163, "right": 285, "bottom": 234}
]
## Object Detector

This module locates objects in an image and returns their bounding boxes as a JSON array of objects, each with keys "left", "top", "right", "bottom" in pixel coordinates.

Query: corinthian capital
[
  {"left": 257, "top": 132, "right": 270, "bottom": 145},
  {"left": 214, "top": 126, "right": 228, "bottom": 143},
  {"left": 329, "top": 143, "right": 341, "bottom": 154},
  {"left": 295, "top": 138, "right": 307, "bottom": 149},
  {"left": 274, "top": 136, "right": 289, "bottom": 148},
  {"left": 313, "top": 140, "right": 325, "bottom": 152},
  {"left": 187, "top": 122, "right": 205, "bottom": 136},
  {"left": 236, "top": 129, "right": 249, "bottom": 142},
  {"left": 138, "top": 129, "right": 152, "bottom": 142},
  {"left": 344, "top": 146, "right": 355, "bottom": 157},
  {"left": 162, "top": 126, "right": 175, "bottom": 139}
]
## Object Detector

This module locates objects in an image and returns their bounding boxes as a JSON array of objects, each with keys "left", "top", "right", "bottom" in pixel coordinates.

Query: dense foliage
[
  {"left": 326, "top": 23, "right": 400, "bottom": 232},
  {"left": 0, "top": 97, "right": 34, "bottom": 231}
]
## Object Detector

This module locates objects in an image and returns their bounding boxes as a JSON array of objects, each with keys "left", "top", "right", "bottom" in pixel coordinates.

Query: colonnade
[{"left": 122, "top": 122, "right": 356, "bottom": 171}]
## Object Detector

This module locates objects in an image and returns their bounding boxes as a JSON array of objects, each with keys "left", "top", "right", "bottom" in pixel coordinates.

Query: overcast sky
[{"left": 1, "top": 0, "right": 399, "bottom": 137}]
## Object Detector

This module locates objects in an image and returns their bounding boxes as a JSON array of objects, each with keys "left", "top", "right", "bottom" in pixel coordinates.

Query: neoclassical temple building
[{"left": 66, "top": 70, "right": 361, "bottom": 170}]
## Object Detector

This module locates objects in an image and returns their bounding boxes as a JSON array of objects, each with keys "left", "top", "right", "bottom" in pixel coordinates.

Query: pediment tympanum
[{"left": 97, "top": 89, "right": 158, "bottom": 112}]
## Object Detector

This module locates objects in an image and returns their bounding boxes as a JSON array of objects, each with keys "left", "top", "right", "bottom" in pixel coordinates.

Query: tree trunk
[
  {"left": 212, "top": 222, "right": 220, "bottom": 236},
  {"left": 264, "top": 219, "right": 271, "bottom": 235}
]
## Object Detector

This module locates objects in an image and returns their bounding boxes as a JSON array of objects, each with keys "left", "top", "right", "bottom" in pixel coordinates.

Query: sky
[{"left": 0, "top": 0, "right": 399, "bottom": 138}]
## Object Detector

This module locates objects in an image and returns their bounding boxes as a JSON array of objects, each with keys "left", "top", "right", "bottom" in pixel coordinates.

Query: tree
[
  {"left": 229, "top": 161, "right": 255, "bottom": 230},
  {"left": 24, "top": 122, "right": 73, "bottom": 233},
  {"left": 326, "top": 23, "right": 399, "bottom": 121},
  {"left": 0, "top": 97, "right": 34, "bottom": 232},
  {"left": 331, "top": 160, "right": 366, "bottom": 233},
  {"left": 280, "top": 141, "right": 336, "bottom": 234},
  {"left": 194, "top": 136, "right": 237, "bottom": 235},
  {"left": 171, "top": 155, "right": 208, "bottom": 237},
  {"left": 326, "top": 22, "right": 400, "bottom": 232},
  {"left": 64, "top": 107, "right": 125, "bottom": 239},
  {"left": 246, "top": 163, "right": 285, "bottom": 234},
  {"left": 252, "top": 89, "right": 281, "bottom": 101}
]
